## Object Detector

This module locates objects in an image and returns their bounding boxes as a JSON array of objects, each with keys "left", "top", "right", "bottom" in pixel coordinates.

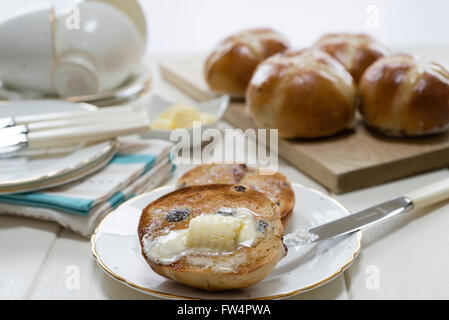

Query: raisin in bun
[
  {"left": 313, "top": 33, "right": 389, "bottom": 83},
  {"left": 204, "top": 28, "right": 289, "bottom": 98},
  {"left": 138, "top": 184, "right": 286, "bottom": 291},
  {"left": 176, "top": 163, "right": 294, "bottom": 221},
  {"left": 246, "top": 48, "right": 357, "bottom": 138},
  {"left": 359, "top": 54, "right": 449, "bottom": 136}
]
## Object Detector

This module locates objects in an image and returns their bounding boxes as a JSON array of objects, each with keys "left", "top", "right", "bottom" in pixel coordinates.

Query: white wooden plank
[
  {"left": 29, "top": 230, "right": 161, "bottom": 299},
  {"left": 0, "top": 215, "right": 59, "bottom": 299},
  {"left": 286, "top": 275, "right": 349, "bottom": 300},
  {"left": 332, "top": 169, "right": 449, "bottom": 299}
]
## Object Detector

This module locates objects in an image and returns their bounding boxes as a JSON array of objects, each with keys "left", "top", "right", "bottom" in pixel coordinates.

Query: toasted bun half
[
  {"left": 176, "top": 163, "right": 295, "bottom": 221},
  {"left": 138, "top": 184, "right": 286, "bottom": 291}
]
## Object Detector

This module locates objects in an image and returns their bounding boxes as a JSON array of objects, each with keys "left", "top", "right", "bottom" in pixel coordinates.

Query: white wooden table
[{"left": 1, "top": 54, "right": 449, "bottom": 300}]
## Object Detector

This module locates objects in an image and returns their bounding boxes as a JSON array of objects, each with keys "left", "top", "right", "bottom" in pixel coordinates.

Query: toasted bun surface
[
  {"left": 360, "top": 54, "right": 449, "bottom": 136},
  {"left": 138, "top": 184, "right": 286, "bottom": 291},
  {"left": 246, "top": 48, "right": 357, "bottom": 138},
  {"left": 313, "top": 33, "right": 389, "bottom": 83},
  {"left": 176, "top": 163, "right": 295, "bottom": 220},
  {"left": 204, "top": 28, "right": 289, "bottom": 97}
]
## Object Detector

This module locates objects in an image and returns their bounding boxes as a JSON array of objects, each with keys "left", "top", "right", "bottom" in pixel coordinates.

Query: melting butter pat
[
  {"left": 152, "top": 102, "right": 216, "bottom": 130},
  {"left": 186, "top": 215, "right": 244, "bottom": 252},
  {"left": 146, "top": 229, "right": 188, "bottom": 264}
]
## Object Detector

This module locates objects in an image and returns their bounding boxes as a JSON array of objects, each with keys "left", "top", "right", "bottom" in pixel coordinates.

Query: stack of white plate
[{"left": 0, "top": 100, "right": 119, "bottom": 195}]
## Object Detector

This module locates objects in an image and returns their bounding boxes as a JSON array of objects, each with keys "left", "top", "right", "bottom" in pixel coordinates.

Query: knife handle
[
  {"left": 27, "top": 118, "right": 150, "bottom": 148},
  {"left": 14, "top": 105, "right": 134, "bottom": 125},
  {"left": 404, "top": 178, "right": 449, "bottom": 210},
  {"left": 27, "top": 111, "right": 144, "bottom": 132}
]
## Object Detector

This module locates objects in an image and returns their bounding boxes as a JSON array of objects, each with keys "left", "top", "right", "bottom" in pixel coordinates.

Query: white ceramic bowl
[
  {"left": 88, "top": 0, "right": 148, "bottom": 47},
  {"left": 139, "top": 94, "right": 230, "bottom": 148},
  {"left": 0, "top": 3, "right": 55, "bottom": 93},
  {"left": 53, "top": 1, "right": 147, "bottom": 97}
]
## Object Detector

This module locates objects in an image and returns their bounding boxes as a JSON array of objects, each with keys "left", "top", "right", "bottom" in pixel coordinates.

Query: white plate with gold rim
[
  {"left": 0, "top": 100, "right": 119, "bottom": 195},
  {"left": 91, "top": 183, "right": 361, "bottom": 300}
]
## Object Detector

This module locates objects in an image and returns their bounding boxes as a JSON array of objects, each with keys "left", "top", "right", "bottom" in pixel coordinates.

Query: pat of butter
[
  {"left": 186, "top": 215, "right": 244, "bottom": 252},
  {"left": 151, "top": 102, "right": 216, "bottom": 130},
  {"left": 151, "top": 117, "right": 172, "bottom": 130},
  {"left": 172, "top": 106, "right": 201, "bottom": 129}
]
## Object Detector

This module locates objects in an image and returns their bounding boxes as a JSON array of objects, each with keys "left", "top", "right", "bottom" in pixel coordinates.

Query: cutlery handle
[
  {"left": 27, "top": 118, "right": 150, "bottom": 148},
  {"left": 27, "top": 111, "right": 144, "bottom": 132},
  {"left": 404, "top": 178, "right": 449, "bottom": 210},
  {"left": 14, "top": 105, "right": 134, "bottom": 125}
]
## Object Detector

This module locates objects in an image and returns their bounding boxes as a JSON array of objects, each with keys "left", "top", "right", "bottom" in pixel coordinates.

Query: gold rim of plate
[{"left": 90, "top": 183, "right": 362, "bottom": 300}]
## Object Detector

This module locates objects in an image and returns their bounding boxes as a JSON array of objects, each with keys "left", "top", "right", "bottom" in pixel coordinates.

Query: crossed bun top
[
  {"left": 314, "top": 33, "right": 389, "bottom": 83},
  {"left": 204, "top": 28, "right": 290, "bottom": 97},
  {"left": 360, "top": 54, "right": 449, "bottom": 136},
  {"left": 246, "top": 48, "right": 357, "bottom": 138}
]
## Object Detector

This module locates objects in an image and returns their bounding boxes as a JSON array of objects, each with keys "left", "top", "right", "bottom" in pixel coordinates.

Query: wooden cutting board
[{"left": 159, "top": 55, "right": 449, "bottom": 194}]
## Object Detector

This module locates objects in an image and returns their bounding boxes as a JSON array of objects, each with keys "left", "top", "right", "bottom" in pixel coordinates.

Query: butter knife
[{"left": 285, "top": 178, "right": 449, "bottom": 246}]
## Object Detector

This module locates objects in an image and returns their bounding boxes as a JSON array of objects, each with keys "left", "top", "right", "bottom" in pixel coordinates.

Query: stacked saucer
[{"left": 0, "top": 100, "right": 119, "bottom": 195}]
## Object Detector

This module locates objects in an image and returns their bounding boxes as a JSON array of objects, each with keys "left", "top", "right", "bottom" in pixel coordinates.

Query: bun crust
[
  {"left": 176, "top": 163, "right": 295, "bottom": 220},
  {"left": 138, "top": 184, "right": 286, "bottom": 291},
  {"left": 314, "top": 33, "right": 389, "bottom": 83},
  {"left": 359, "top": 54, "right": 449, "bottom": 136},
  {"left": 246, "top": 48, "right": 357, "bottom": 138},
  {"left": 204, "top": 28, "right": 289, "bottom": 97}
]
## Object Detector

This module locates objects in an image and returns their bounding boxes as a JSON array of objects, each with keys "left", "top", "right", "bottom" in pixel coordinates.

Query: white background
[{"left": 1, "top": 0, "right": 449, "bottom": 53}]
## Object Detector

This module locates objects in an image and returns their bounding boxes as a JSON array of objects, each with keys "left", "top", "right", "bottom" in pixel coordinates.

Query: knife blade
[{"left": 284, "top": 196, "right": 414, "bottom": 246}]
